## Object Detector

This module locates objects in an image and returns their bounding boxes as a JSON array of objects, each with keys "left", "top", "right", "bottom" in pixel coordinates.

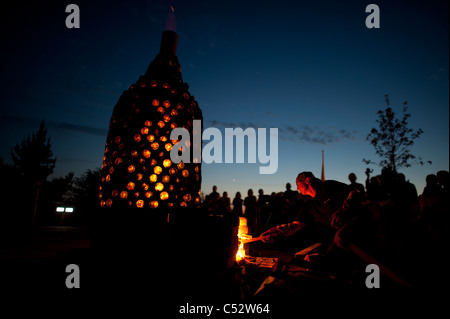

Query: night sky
[{"left": 1, "top": 0, "right": 448, "bottom": 198}]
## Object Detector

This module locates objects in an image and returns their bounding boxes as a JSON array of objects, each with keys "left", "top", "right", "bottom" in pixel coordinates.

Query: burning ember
[{"left": 236, "top": 217, "right": 252, "bottom": 261}]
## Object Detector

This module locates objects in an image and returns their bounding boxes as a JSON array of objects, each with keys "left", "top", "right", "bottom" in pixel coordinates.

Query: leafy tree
[
  {"left": 363, "top": 95, "right": 431, "bottom": 172},
  {"left": 11, "top": 120, "right": 56, "bottom": 226},
  {"left": 11, "top": 120, "right": 56, "bottom": 183}
]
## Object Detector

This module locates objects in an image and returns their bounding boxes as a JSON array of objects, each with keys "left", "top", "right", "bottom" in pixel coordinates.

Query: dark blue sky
[{"left": 1, "top": 0, "right": 448, "bottom": 196}]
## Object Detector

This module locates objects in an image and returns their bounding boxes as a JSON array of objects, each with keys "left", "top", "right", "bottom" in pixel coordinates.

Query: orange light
[
  {"left": 155, "top": 182, "right": 164, "bottom": 191},
  {"left": 142, "top": 183, "right": 149, "bottom": 191},
  {"left": 163, "top": 83, "right": 170, "bottom": 89},
  {"left": 160, "top": 191, "right": 169, "bottom": 200},
  {"left": 178, "top": 162, "right": 185, "bottom": 169},
  {"left": 182, "top": 170, "right": 189, "bottom": 178},
  {"left": 236, "top": 217, "right": 251, "bottom": 261},
  {"left": 136, "top": 200, "right": 144, "bottom": 208},
  {"left": 143, "top": 149, "right": 151, "bottom": 158},
  {"left": 152, "top": 99, "right": 160, "bottom": 107},
  {"left": 136, "top": 173, "right": 143, "bottom": 180},
  {"left": 145, "top": 120, "right": 152, "bottom": 127},
  {"left": 183, "top": 194, "right": 192, "bottom": 202},
  {"left": 128, "top": 165, "right": 135, "bottom": 173},
  {"left": 112, "top": 190, "right": 119, "bottom": 197},
  {"left": 106, "top": 199, "right": 113, "bottom": 207},
  {"left": 170, "top": 122, "right": 177, "bottom": 129},
  {"left": 127, "top": 182, "right": 135, "bottom": 190},
  {"left": 106, "top": 175, "right": 111, "bottom": 182},
  {"left": 160, "top": 136, "right": 168, "bottom": 142},
  {"left": 145, "top": 191, "right": 153, "bottom": 198},
  {"left": 151, "top": 142, "right": 159, "bottom": 150},
  {"left": 131, "top": 150, "right": 138, "bottom": 157},
  {"left": 163, "top": 100, "right": 171, "bottom": 108},
  {"left": 165, "top": 143, "right": 172, "bottom": 151},
  {"left": 120, "top": 191, "right": 128, "bottom": 199},
  {"left": 162, "top": 175, "right": 170, "bottom": 183},
  {"left": 115, "top": 158, "right": 122, "bottom": 165},
  {"left": 157, "top": 107, "right": 165, "bottom": 113},
  {"left": 150, "top": 200, "right": 159, "bottom": 208},
  {"left": 158, "top": 121, "right": 165, "bottom": 128},
  {"left": 163, "top": 114, "right": 171, "bottom": 122},
  {"left": 154, "top": 166, "right": 162, "bottom": 174},
  {"left": 150, "top": 174, "right": 157, "bottom": 182},
  {"left": 100, "top": 200, "right": 106, "bottom": 207},
  {"left": 169, "top": 168, "right": 177, "bottom": 175},
  {"left": 150, "top": 81, "right": 157, "bottom": 87},
  {"left": 114, "top": 136, "right": 121, "bottom": 144},
  {"left": 150, "top": 159, "right": 157, "bottom": 166},
  {"left": 171, "top": 109, "right": 178, "bottom": 116},
  {"left": 163, "top": 159, "right": 172, "bottom": 168},
  {"left": 147, "top": 135, "right": 155, "bottom": 142},
  {"left": 134, "top": 134, "right": 141, "bottom": 142},
  {"left": 141, "top": 127, "right": 149, "bottom": 135}
]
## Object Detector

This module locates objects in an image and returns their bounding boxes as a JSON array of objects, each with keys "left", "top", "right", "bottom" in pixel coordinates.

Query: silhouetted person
[
  {"left": 244, "top": 189, "right": 257, "bottom": 235},
  {"left": 365, "top": 172, "right": 388, "bottom": 202},
  {"left": 348, "top": 173, "right": 366, "bottom": 200},
  {"left": 257, "top": 189, "right": 269, "bottom": 235},
  {"left": 283, "top": 183, "right": 298, "bottom": 204},
  {"left": 267, "top": 192, "right": 285, "bottom": 227},
  {"left": 232, "top": 192, "right": 243, "bottom": 218},
  {"left": 219, "top": 191, "right": 232, "bottom": 214},
  {"left": 419, "top": 174, "right": 441, "bottom": 215},
  {"left": 205, "top": 185, "right": 220, "bottom": 212},
  {"left": 395, "top": 173, "right": 418, "bottom": 202},
  {"left": 418, "top": 173, "right": 449, "bottom": 240},
  {"left": 284, "top": 182, "right": 299, "bottom": 221}
]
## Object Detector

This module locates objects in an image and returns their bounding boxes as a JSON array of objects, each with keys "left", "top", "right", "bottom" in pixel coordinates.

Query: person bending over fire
[{"left": 261, "top": 171, "right": 370, "bottom": 252}]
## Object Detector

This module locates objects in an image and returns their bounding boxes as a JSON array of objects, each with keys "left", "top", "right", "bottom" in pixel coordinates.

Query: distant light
[{"left": 56, "top": 206, "right": 74, "bottom": 213}]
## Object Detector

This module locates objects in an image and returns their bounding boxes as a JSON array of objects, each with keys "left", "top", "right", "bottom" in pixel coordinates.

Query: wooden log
[{"left": 294, "top": 243, "right": 322, "bottom": 259}]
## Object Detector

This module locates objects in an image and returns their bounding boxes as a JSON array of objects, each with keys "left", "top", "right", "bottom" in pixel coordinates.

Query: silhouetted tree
[
  {"left": 11, "top": 120, "right": 56, "bottom": 226},
  {"left": 65, "top": 168, "right": 101, "bottom": 226},
  {"left": 363, "top": 95, "right": 431, "bottom": 172}
]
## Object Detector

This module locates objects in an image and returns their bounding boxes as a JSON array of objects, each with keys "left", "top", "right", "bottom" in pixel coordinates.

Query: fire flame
[{"left": 236, "top": 217, "right": 252, "bottom": 261}]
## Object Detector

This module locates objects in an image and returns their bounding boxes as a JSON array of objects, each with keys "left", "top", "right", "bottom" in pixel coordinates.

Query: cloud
[
  {"left": 205, "top": 120, "right": 356, "bottom": 145},
  {"left": 47, "top": 121, "right": 107, "bottom": 137},
  {"left": 0, "top": 113, "right": 107, "bottom": 138}
]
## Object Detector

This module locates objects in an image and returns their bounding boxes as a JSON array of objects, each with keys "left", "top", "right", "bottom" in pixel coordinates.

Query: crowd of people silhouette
[{"left": 203, "top": 169, "right": 449, "bottom": 262}]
